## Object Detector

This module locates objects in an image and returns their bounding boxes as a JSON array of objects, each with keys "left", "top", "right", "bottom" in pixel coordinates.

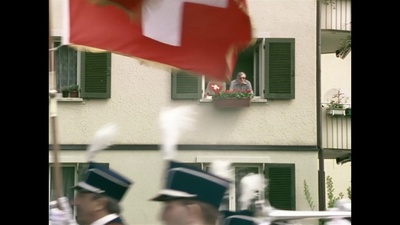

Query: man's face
[
  {"left": 160, "top": 200, "right": 192, "bottom": 225},
  {"left": 72, "top": 191, "right": 101, "bottom": 225},
  {"left": 237, "top": 75, "right": 246, "bottom": 84}
]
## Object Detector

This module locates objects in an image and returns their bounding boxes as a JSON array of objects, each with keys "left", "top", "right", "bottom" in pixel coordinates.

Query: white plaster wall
[
  {"left": 324, "top": 160, "right": 352, "bottom": 201},
  {"left": 50, "top": 0, "right": 66, "bottom": 36},
  {"left": 321, "top": 52, "right": 352, "bottom": 105}
]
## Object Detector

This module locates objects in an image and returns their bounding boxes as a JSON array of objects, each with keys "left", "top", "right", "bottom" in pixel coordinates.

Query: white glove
[
  {"left": 336, "top": 199, "right": 351, "bottom": 211},
  {"left": 50, "top": 207, "right": 70, "bottom": 225},
  {"left": 325, "top": 218, "right": 351, "bottom": 225},
  {"left": 49, "top": 197, "right": 77, "bottom": 225}
]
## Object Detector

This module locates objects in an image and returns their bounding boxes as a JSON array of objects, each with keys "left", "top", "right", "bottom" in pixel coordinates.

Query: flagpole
[{"left": 49, "top": 0, "right": 63, "bottom": 205}]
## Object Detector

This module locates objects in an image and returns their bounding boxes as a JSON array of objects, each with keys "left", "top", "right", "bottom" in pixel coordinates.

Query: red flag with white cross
[
  {"left": 207, "top": 81, "right": 225, "bottom": 95},
  {"left": 63, "top": 0, "right": 253, "bottom": 81}
]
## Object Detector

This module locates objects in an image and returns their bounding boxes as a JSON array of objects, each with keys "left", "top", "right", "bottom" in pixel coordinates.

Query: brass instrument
[{"left": 253, "top": 199, "right": 351, "bottom": 225}]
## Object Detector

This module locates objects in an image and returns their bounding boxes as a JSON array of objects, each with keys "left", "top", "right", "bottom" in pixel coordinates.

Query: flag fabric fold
[{"left": 64, "top": 0, "right": 253, "bottom": 81}]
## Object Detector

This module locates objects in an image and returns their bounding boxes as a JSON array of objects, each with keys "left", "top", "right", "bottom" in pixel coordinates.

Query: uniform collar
[{"left": 91, "top": 213, "right": 118, "bottom": 225}]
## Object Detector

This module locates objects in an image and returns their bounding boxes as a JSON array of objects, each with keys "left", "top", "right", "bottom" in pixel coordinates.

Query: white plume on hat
[
  {"left": 239, "top": 173, "right": 268, "bottom": 210},
  {"left": 159, "top": 105, "right": 198, "bottom": 160},
  {"left": 210, "top": 160, "right": 233, "bottom": 182},
  {"left": 86, "top": 123, "right": 118, "bottom": 162},
  {"left": 325, "top": 218, "right": 351, "bottom": 225}
]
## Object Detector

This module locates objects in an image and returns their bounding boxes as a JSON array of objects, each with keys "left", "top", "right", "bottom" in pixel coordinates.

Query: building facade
[{"left": 49, "top": 1, "right": 351, "bottom": 224}]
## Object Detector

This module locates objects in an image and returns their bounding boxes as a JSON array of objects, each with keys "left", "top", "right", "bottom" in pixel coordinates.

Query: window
[
  {"left": 49, "top": 162, "right": 109, "bottom": 214},
  {"left": 52, "top": 38, "right": 112, "bottom": 99},
  {"left": 171, "top": 70, "right": 202, "bottom": 99},
  {"left": 216, "top": 164, "right": 262, "bottom": 211},
  {"left": 188, "top": 162, "right": 296, "bottom": 211},
  {"left": 172, "top": 38, "right": 295, "bottom": 100}
]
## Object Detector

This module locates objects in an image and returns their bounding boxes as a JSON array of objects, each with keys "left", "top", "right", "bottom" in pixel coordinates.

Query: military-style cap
[
  {"left": 73, "top": 162, "right": 133, "bottom": 202},
  {"left": 150, "top": 160, "right": 230, "bottom": 208}
]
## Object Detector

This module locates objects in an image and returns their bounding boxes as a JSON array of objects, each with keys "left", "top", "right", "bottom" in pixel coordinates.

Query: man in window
[{"left": 229, "top": 72, "right": 253, "bottom": 94}]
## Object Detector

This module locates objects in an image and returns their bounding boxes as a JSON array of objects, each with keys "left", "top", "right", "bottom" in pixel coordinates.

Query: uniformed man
[
  {"left": 50, "top": 162, "right": 133, "bottom": 225},
  {"left": 150, "top": 160, "right": 231, "bottom": 225},
  {"left": 72, "top": 162, "right": 133, "bottom": 225}
]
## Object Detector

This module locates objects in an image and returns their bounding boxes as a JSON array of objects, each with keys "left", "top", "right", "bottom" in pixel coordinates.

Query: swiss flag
[
  {"left": 207, "top": 81, "right": 225, "bottom": 95},
  {"left": 64, "top": 0, "right": 253, "bottom": 81}
]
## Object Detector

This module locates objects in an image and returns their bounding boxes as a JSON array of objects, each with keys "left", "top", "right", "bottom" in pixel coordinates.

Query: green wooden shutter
[
  {"left": 264, "top": 38, "right": 295, "bottom": 99},
  {"left": 185, "top": 163, "right": 202, "bottom": 170},
  {"left": 264, "top": 163, "right": 296, "bottom": 210},
  {"left": 171, "top": 70, "right": 202, "bottom": 99},
  {"left": 80, "top": 52, "right": 111, "bottom": 98}
]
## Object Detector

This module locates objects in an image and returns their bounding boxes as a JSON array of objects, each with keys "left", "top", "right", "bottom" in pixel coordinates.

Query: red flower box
[{"left": 213, "top": 98, "right": 251, "bottom": 108}]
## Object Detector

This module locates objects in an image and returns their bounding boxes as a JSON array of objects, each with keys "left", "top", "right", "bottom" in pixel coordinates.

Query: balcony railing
[
  {"left": 322, "top": 108, "right": 351, "bottom": 150},
  {"left": 321, "top": 0, "right": 351, "bottom": 31}
]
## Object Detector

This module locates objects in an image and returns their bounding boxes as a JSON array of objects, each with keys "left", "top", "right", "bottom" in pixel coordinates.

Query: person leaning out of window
[{"left": 229, "top": 72, "right": 253, "bottom": 95}]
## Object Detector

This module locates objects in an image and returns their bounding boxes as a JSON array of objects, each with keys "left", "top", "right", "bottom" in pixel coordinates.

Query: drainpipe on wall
[{"left": 316, "top": 0, "right": 326, "bottom": 211}]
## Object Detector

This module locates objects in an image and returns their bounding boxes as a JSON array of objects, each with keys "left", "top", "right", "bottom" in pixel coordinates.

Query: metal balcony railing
[
  {"left": 321, "top": 0, "right": 351, "bottom": 31},
  {"left": 322, "top": 108, "right": 351, "bottom": 150}
]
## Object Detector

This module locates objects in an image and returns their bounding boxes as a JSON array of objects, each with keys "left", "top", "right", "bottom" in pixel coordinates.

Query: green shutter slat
[
  {"left": 269, "top": 43, "right": 292, "bottom": 93},
  {"left": 265, "top": 38, "right": 295, "bottom": 100},
  {"left": 264, "top": 163, "right": 295, "bottom": 210},
  {"left": 80, "top": 52, "right": 111, "bottom": 99},
  {"left": 172, "top": 70, "right": 201, "bottom": 99}
]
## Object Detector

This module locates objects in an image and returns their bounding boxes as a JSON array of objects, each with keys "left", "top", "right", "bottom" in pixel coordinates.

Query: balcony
[
  {"left": 320, "top": 0, "right": 351, "bottom": 55},
  {"left": 322, "top": 107, "right": 351, "bottom": 164}
]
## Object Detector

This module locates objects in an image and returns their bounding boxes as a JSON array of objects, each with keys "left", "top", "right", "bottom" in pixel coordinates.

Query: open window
[{"left": 172, "top": 38, "right": 295, "bottom": 100}]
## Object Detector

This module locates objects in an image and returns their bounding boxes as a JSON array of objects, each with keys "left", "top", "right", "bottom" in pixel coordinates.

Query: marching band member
[
  {"left": 71, "top": 162, "right": 133, "bottom": 225},
  {"left": 50, "top": 124, "right": 134, "bottom": 225},
  {"left": 151, "top": 105, "right": 232, "bottom": 225},
  {"left": 150, "top": 160, "right": 231, "bottom": 225}
]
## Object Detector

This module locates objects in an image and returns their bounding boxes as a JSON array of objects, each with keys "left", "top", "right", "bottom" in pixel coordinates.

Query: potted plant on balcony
[
  {"left": 212, "top": 89, "right": 253, "bottom": 108},
  {"left": 345, "top": 107, "right": 351, "bottom": 116},
  {"left": 61, "top": 86, "right": 69, "bottom": 98},
  {"left": 68, "top": 85, "right": 80, "bottom": 98},
  {"left": 326, "top": 89, "right": 349, "bottom": 116}
]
